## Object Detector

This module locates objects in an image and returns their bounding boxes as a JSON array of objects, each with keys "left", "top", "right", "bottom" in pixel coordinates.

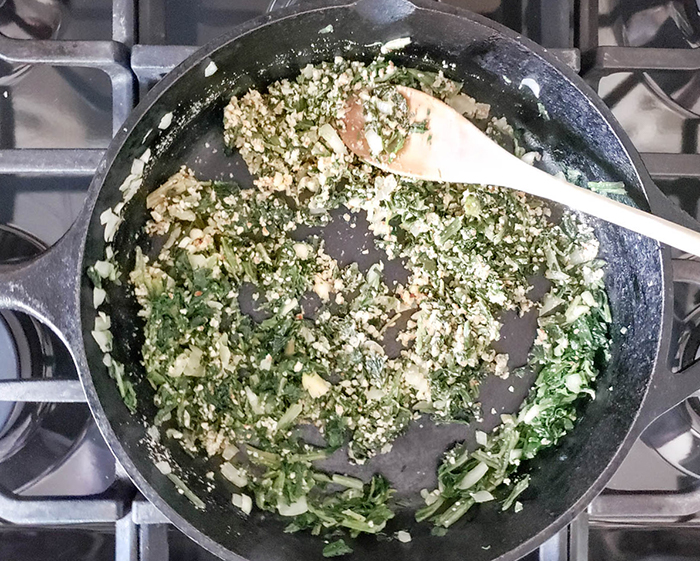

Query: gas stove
[{"left": 2, "top": 0, "right": 700, "bottom": 559}]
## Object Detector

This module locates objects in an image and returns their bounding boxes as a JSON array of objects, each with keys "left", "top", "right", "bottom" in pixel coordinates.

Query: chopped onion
[
  {"left": 364, "top": 129, "right": 383, "bottom": 156},
  {"left": 131, "top": 158, "right": 145, "bottom": 176},
  {"left": 545, "top": 270, "right": 570, "bottom": 283},
  {"left": 520, "top": 151, "right": 541, "bottom": 166},
  {"left": 245, "top": 387, "right": 264, "bottom": 414},
  {"left": 91, "top": 329, "right": 112, "bottom": 353},
  {"left": 396, "top": 530, "right": 412, "bottom": 543},
  {"left": 580, "top": 290, "right": 596, "bottom": 307},
  {"left": 232, "top": 493, "right": 252, "bottom": 514},
  {"left": 93, "top": 287, "right": 107, "bottom": 308},
  {"left": 564, "top": 297, "right": 590, "bottom": 324},
  {"left": 163, "top": 224, "right": 181, "bottom": 250},
  {"left": 277, "top": 402, "right": 303, "bottom": 431},
  {"left": 222, "top": 443, "right": 239, "bottom": 461},
  {"left": 155, "top": 460, "right": 172, "bottom": 475},
  {"left": 456, "top": 461, "right": 489, "bottom": 490},
  {"left": 565, "top": 373, "right": 583, "bottom": 394},
  {"left": 446, "top": 93, "right": 478, "bottom": 117},
  {"left": 520, "top": 404, "right": 541, "bottom": 424},
  {"left": 169, "top": 346, "right": 204, "bottom": 378},
  {"left": 94, "top": 311, "right": 111, "bottom": 332},
  {"left": 120, "top": 176, "right": 142, "bottom": 204},
  {"left": 221, "top": 462, "right": 248, "bottom": 487},
  {"left": 302, "top": 372, "right": 330, "bottom": 398},
  {"left": 187, "top": 253, "right": 208, "bottom": 270},
  {"left": 280, "top": 298, "right": 298, "bottom": 315},
  {"left": 100, "top": 208, "right": 122, "bottom": 243},
  {"left": 147, "top": 426, "right": 160, "bottom": 442},
  {"left": 300, "top": 64, "right": 314, "bottom": 79},
  {"left": 471, "top": 490, "right": 495, "bottom": 503},
  {"left": 421, "top": 488, "right": 440, "bottom": 506},
  {"left": 158, "top": 112, "right": 173, "bottom": 130},
  {"left": 318, "top": 123, "right": 347, "bottom": 155},
  {"left": 475, "top": 430, "right": 487, "bottom": 446},
  {"left": 568, "top": 240, "right": 599, "bottom": 266},
  {"left": 313, "top": 277, "right": 332, "bottom": 301},
  {"left": 93, "top": 260, "right": 114, "bottom": 279},
  {"left": 204, "top": 61, "right": 218, "bottom": 77},
  {"left": 184, "top": 346, "right": 204, "bottom": 377},
  {"left": 381, "top": 37, "right": 411, "bottom": 53},
  {"left": 293, "top": 243, "right": 311, "bottom": 260},
  {"left": 277, "top": 496, "right": 308, "bottom": 516},
  {"left": 539, "top": 293, "right": 563, "bottom": 316},
  {"left": 374, "top": 99, "right": 394, "bottom": 115},
  {"left": 167, "top": 473, "right": 205, "bottom": 509},
  {"left": 218, "top": 335, "right": 232, "bottom": 371}
]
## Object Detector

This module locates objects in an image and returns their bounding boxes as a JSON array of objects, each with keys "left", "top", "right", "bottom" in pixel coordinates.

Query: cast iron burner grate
[{"left": 2, "top": 0, "right": 700, "bottom": 560}]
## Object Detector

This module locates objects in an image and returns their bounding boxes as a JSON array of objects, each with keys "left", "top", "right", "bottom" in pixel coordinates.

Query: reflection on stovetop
[
  {"left": 591, "top": 527, "right": 700, "bottom": 561},
  {"left": 4, "top": 0, "right": 700, "bottom": 560},
  {"left": 0, "top": 225, "right": 114, "bottom": 497},
  {"left": 0, "top": 526, "right": 116, "bottom": 561},
  {"left": 609, "top": 0, "right": 700, "bottom": 118}
]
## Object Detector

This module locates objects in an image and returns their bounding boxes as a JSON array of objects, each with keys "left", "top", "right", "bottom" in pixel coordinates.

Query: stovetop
[{"left": 3, "top": 0, "right": 700, "bottom": 560}]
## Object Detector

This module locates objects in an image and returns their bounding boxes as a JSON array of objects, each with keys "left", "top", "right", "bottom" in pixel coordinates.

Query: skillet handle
[
  {"left": 637, "top": 355, "right": 700, "bottom": 430},
  {"left": 0, "top": 227, "right": 83, "bottom": 355},
  {"left": 635, "top": 195, "right": 700, "bottom": 429}
]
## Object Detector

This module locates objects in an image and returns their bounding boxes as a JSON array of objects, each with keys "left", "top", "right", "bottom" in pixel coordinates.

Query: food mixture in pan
[{"left": 91, "top": 50, "right": 612, "bottom": 556}]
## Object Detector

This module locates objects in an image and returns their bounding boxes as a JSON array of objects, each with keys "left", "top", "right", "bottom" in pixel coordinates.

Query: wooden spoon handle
[{"left": 500, "top": 159, "right": 700, "bottom": 256}]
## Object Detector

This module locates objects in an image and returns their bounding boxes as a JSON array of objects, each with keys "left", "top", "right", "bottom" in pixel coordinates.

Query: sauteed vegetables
[{"left": 91, "top": 52, "right": 611, "bottom": 554}]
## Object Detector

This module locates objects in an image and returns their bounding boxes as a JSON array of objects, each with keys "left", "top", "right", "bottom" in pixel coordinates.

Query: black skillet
[{"left": 2, "top": 1, "right": 700, "bottom": 559}]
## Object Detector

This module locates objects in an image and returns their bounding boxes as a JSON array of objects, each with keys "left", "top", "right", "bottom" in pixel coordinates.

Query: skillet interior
[{"left": 79, "top": 2, "right": 664, "bottom": 560}]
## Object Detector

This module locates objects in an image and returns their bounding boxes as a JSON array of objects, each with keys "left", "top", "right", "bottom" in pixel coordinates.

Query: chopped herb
[
  {"left": 166, "top": 473, "right": 206, "bottom": 509},
  {"left": 431, "top": 526, "right": 449, "bottom": 537},
  {"left": 588, "top": 181, "right": 626, "bottom": 195},
  {"left": 93, "top": 54, "right": 612, "bottom": 549},
  {"left": 323, "top": 539, "right": 353, "bottom": 557}
]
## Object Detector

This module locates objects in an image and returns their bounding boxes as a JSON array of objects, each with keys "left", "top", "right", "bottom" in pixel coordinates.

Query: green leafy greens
[{"left": 91, "top": 53, "right": 613, "bottom": 555}]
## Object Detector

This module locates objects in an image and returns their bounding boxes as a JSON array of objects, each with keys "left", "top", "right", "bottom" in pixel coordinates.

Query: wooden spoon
[{"left": 339, "top": 85, "right": 700, "bottom": 256}]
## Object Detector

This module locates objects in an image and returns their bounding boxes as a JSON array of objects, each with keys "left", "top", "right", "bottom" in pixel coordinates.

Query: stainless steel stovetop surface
[{"left": 4, "top": 0, "right": 700, "bottom": 559}]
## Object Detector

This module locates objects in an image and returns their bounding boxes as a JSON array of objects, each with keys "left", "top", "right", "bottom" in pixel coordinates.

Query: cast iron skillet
[{"left": 3, "top": 1, "right": 700, "bottom": 559}]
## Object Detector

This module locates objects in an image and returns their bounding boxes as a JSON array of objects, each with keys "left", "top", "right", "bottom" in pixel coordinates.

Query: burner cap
[
  {"left": 642, "top": 258, "right": 700, "bottom": 478},
  {"left": 0, "top": 225, "right": 101, "bottom": 492},
  {"left": 0, "top": 222, "right": 45, "bottom": 263},
  {"left": 0, "top": 225, "right": 47, "bottom": 460},
  {"left": 614, "top": 0, "right": 700, "bottom": 118},
  {"left": 684, "top": 0, "right": 700, "bottom": 37},
  {"left": 0, "top": 0, "right": 62, "bottom": 86},
  {"left": 0, "top": 314, "right": 18, "bottom": 431}
]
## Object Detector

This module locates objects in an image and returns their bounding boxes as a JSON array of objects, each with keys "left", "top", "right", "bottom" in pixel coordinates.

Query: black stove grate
[{"left": 3, "top": 0, "right": 700, "bottom": 560}]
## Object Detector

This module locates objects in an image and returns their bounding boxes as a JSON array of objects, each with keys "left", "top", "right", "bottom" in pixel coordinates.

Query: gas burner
[
  {"left": 642, "top": 258, "right": 700, "bottom": 479},
  {"left": 0, "top": 0, "right": 62, "bottom": 86},
  {"left": 0, "top": 224, "right": 99, "bottom": 494},
  {"left": 0, "top": 225, "right": 54, "bottom": 464},
  {"left": 612, "top": 0, "right": 700, "bottom": 118}
]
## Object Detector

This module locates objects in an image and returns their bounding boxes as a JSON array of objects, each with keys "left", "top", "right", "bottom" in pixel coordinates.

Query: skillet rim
[{"left": 73, "top": 1, "right": 671, "bottom": 560}]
